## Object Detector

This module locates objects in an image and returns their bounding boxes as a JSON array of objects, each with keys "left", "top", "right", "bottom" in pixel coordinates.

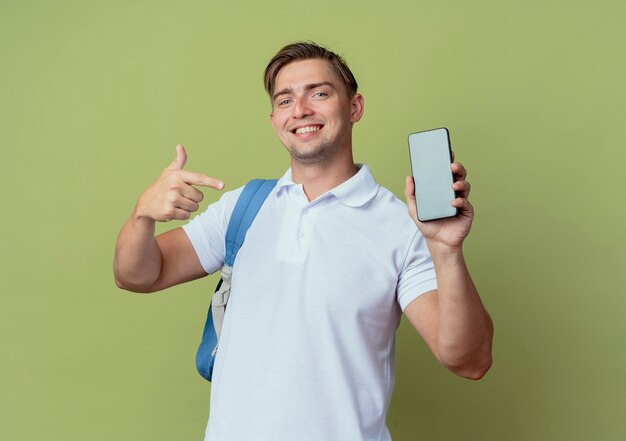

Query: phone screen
[{"left": 408, "top": 127, "right": 457, "bottom": 221}]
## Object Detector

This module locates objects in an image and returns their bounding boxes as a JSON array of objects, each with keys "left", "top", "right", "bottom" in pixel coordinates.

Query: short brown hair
[{"left": 263, "top": 41, "right": 358, "bottom": 100}]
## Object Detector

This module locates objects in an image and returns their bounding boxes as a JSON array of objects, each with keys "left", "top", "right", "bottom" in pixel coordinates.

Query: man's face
[{"left": 269, "top": 59, "right": 363, "bottom": 165}]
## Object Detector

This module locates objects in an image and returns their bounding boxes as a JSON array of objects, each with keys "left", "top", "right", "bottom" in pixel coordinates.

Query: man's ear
[{"left": 350, "top": 93, "right": 364, "bottom": 123}]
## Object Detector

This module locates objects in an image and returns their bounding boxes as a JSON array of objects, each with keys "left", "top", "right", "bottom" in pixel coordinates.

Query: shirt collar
[{"left": 276, "top": 164, "right": 379, "bottom": 208}]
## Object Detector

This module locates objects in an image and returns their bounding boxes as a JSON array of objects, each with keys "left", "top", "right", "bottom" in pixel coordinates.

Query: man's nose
[{"left": 292, "top": 96, "right": 313, "bottom": 119}]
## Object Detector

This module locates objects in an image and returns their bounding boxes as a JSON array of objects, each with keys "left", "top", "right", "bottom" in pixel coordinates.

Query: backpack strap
[
  {"left": 211, "top": 179, "right": 277, "bottom": 338},
  {"left": 196, "top": 179, "right": 277, "bottom": 381},
  {"left": 224, "top": 179, "right": 278, "bottom": 266}
]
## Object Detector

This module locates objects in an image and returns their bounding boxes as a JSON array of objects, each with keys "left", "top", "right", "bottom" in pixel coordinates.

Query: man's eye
[
  {"left": 278, "top": 99, "right": 291, "bottom": 106},
  {"left": 313, "top": 92, "right": 328, "bottom": 98}
]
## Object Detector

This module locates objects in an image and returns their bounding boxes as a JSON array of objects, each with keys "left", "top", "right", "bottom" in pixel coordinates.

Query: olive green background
[{"left": 1, "top": 0, "right": 624, "bottom": 440}]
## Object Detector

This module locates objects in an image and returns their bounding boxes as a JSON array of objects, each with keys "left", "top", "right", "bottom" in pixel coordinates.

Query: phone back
[{"left": 408, "top": 128, "right": 457, "bottom": 221}]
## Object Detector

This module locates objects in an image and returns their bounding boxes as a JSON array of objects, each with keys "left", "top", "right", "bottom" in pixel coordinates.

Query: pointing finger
[{"left": 179, "top": 170, "right": 225, "bottom": 190}]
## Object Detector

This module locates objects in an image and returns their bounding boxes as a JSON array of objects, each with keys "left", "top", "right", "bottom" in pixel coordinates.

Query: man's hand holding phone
[
  {"left": 404, "top": 158, "right": 474, "bottom": 252},
  {"left": 135, "top": 144, "right": 225, "bottom": 223}
]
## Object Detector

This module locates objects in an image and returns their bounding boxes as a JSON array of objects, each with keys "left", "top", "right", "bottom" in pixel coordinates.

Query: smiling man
[
  {"left": 114, "top": 41, "right": 493, "bottom": 441},
  {"left": 269, "top": 59, "right": 359, "bottom": 169}
]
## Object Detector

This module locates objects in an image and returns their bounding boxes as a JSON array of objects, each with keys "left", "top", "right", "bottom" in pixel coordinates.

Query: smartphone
[{"left": 408, "top": 127, "right": 457, "bottom": 222}]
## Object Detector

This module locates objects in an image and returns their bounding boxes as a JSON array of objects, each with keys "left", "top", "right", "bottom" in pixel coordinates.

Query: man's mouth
[{"left": 290, "top": 124, "right": 324, "bottom": 134}]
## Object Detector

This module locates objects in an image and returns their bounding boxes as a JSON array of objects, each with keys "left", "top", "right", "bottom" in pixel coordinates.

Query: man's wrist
[
  {"left": 131, "top": 205, "right": 156, "bottom": 231},
  {"left": 426, "top": 240, "right": 465, "bottom": 265}
]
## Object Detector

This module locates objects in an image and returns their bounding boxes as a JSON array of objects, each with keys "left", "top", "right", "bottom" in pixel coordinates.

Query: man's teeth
[{"left": 295, "top": 126, "right": 321, "bottom": 134}]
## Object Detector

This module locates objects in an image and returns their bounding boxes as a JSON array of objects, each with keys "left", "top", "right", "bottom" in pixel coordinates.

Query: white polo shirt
[{"left": 183, "top": 164, "right": 437, "bottom": 441}]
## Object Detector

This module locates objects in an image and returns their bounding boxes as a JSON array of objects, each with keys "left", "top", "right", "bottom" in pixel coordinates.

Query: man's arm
[
  {"left": 403, "top": 161, "right": 493, "bottom": 380},
  {"left": 403, "top": 263, "right": 493, "bottom": 380},
  {"left": 113, "top": 145, "right": 224, "bottom": 293}
]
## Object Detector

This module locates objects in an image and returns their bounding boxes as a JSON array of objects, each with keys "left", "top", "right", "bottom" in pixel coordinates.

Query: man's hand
[
  {"left": 404, "top": 156, "right": 473, "bottom": 251},
  {"left": 114, "top": 144, "right": 223, "bottom": 292},
  {"left": 135, "top": 144, "right": 225, "bottom": 222}
]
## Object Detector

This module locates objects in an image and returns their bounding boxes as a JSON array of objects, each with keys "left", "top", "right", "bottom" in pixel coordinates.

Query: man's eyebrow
[
  {"left": 272, "top": 87, "right": 292, "bottom": 102},
  {"left": 305, "top": 81, "right": 335, "bottom": 91},
  {"left": 272, "top": 82, "right": 336, "bottom": 102}
]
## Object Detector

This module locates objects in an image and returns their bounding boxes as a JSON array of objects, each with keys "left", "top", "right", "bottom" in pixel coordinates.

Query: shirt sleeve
[
  {"left": 181, "top": 186, "right": 244, "bottom": 275},
  {"left": 396, "top": 230, "right": 438, "bottom": 312}
]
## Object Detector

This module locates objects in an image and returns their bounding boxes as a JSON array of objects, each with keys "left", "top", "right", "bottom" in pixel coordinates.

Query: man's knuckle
[{"left": 166, "top": 192, "right": 178, "bottom": 203}]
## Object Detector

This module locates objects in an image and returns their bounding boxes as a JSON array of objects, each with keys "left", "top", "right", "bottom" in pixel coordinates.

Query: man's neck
[{"left": 290, "top": 152, "right": 357, "bottom": 202}]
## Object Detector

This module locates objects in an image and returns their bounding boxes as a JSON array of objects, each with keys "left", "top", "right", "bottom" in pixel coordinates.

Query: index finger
[{"left": 179, "top": 170, "right": 225, "bottom": 190}]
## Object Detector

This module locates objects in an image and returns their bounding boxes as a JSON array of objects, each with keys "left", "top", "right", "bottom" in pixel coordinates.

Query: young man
[{"left": 114, "top": 42, "right": 493, "bottom": 441}]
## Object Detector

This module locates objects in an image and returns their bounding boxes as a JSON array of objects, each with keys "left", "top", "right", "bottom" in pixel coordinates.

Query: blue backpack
[{"left": 196, "top": 179, "right": 277, "bottom": 381}]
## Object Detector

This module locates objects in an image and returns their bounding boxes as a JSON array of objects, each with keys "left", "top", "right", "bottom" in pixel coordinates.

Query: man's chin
[{"left": 287, "top": 143, "right": 334, "bottom": 165}]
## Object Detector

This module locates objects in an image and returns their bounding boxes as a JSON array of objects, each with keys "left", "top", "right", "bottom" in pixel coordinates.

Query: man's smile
[{"left": 289, "top": 124, "right": 324, "bottom": 136}]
